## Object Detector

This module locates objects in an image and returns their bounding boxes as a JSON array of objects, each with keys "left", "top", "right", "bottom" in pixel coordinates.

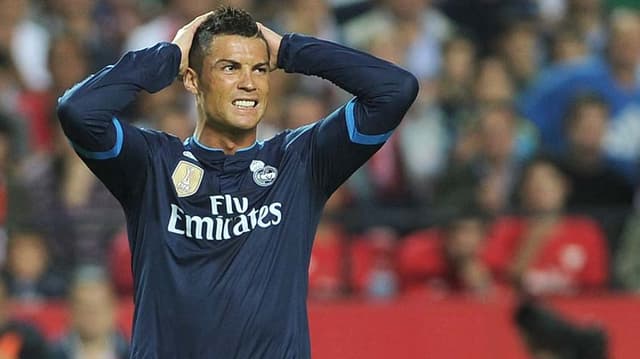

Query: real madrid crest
[
  {"left": 250, "top": 160, "right": 278, "bottom": 187},
  {"left": 171, "top": 160, "right": 204, "bottom": 197}
]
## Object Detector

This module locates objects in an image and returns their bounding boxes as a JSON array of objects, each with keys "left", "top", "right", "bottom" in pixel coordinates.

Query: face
[
  {"left": 444, "top": 38, "right": 475, "bottom": 82},
  {"left": 71, "top": 281, "right": 115, "bottom": 340},
  {"left": 474, "top": 58, "right": 514, "bottom": 103},
  {"left": 186, "top": 35, "right": 270, "bottom": 136},
  {"left": 8, "top": 234, "right": 47, "bottom": 282},
  {"left": 552, "top": 30, "right": 587, "bottom": 63},
  {"left": 569, "top": 103, "right": 608, "bottom": 153},
  {"left": 479, "top": 107, "right": 516, "bottom": 163},
  {"left": 522, "top": 162, "right": 568, "bottom": 213},
  {"left": 609, "top": 13, "right": 640, "bottom": 69},
  {"left": 445, "top": 219, "right": 484, "bottom": 261},
  {"left": 502, "top": 24, "right": 537, "bottom": 79}
]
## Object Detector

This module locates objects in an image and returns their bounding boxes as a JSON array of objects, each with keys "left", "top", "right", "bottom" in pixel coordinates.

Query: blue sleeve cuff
[
  {"left": 71, "top": 117, "right": 124, "bottom": 160},
  {"left": 345, "top": 98, "right": 393, "bottom": 145}
]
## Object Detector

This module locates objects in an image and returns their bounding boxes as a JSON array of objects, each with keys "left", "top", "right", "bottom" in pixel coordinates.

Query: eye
[
  {"left": 222, "top": 64, "right": 235, "bottom": 72},
  {"left": 255, "top": 66, "right": 268, "bottom": 74}
]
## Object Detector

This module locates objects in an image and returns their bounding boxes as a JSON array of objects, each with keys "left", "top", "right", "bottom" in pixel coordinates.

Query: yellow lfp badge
[{"left": 171, "top": 160, "right": 204, "bottom": 197}]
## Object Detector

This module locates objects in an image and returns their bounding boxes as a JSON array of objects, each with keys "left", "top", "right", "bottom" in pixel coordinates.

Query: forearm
[
  {"left": 56, "top": 42, "right": 180, "bottom": 151},
  {"left": 277, "top": 34, "right": 418, "bottom": 134}
]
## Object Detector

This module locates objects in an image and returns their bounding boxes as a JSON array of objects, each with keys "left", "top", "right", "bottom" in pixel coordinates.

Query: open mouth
[{"left": 232, "top": 99, "right": 258, "bottom": 109}]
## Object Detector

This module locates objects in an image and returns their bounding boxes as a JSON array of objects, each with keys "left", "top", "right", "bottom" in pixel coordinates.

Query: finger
[{"left": 189, "top": 11, "right": 214, "bottom": 30}]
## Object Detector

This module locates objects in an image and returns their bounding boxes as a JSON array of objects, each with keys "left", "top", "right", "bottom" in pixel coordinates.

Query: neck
[{"left": 194, "top": 122, "right": 257, "bottom": 155}]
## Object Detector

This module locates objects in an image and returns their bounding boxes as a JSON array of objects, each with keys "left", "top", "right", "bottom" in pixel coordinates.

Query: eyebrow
[{"left": 214, "top": 59, "right": 270, "bottom": 68}]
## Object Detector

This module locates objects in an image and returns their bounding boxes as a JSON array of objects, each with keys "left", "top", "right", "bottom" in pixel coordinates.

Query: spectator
[
  {"left": 439, "top": 0, "right": 536, "bottom": 56},
  {"left": 16, "top": 119, "right": 124, "bottom": 272},
  {"left": 484, "top": 156, "right": 610, "bottom": 295},
  {"left": 350, "top": 227, "right": 399, "bottom": 300},
  {"left": 269, "top": 0, "right": 339, "bottom": 41},
  {"left": 341, "top": 0, "right": 453, "bottom": 80},
  {"left": 20, "top": 33, "right": 94, "bottom": 154},
  {"left": 437, "top": 33, "right": 477, "bottom": 122},
  {"left": 549, "top": 23, "right": 589, "bottom": 65},
  {"left": 398, "top": 209, "right": 493, "bottom": 297},
  {"left": 2, "top": 230, "right": 66, "bottom": 302},
  {"left": 0, "top": 111, "right": 31, "bottom": 265},
  {"left": 498, "top": 19, "right": 542, "bottom": 91},
  {"left": 519, "top": 9, "right": 640, "bottom": 153},
  {"left": 125, "top": 0, "right": 216, "bottom": 51},
  {"left": 0, "top": 48, "right": 24, "bottom": 118},
  {"left": 435, "top": 102, "right": 533, "bottom": 215},
  {"left": 395, "top": 100, "right": 448, "bottom": 203},
  {"left": 0, "top": 276, "right": 50, "bottom": 359},
  {"left": 51, "top": 266, "right": 129, "bottom": 359},
  {"left": 474, "top": 56, "right": 515, "bottom": 104},
  {"left": 557, "top": 93, "right": 634, "bottom": 209},
  {"left": 472, "top": 57, "right": 539, "bottom": 160},
  {"left": 308, "top": 188, "right": 350, "bottom": 301},
  {"left": 0, "top": 0, "right": 50, "bottom": 91},
  {"left": 44, "top": 0, "right": 120, "bottom": 70},
  {"left": 347, "top": 28, "right": 414, "bottom": 206},
  {"left": 565, "top": 0, "right": 608, "bottom": 55}
]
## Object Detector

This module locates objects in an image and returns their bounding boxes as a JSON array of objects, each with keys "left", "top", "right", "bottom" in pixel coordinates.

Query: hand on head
[
  {"left": 172, "top": 13, "right": 283, "bottom": 76},
  {"left": 256, "top": 22, "right": 283, "bottom": 71},
  {"left": 172, "top": 11, "right": 214, "bottom": 76}
]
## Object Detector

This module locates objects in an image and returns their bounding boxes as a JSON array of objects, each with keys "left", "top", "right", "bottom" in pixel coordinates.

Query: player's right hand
[{"left": 172, "top": 12, "right": 213, "bottom": 77}]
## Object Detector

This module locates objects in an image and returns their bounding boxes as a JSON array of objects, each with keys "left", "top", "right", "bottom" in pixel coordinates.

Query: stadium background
[{"left": 1, "top": 0, "right": 640, "bottom": 358}]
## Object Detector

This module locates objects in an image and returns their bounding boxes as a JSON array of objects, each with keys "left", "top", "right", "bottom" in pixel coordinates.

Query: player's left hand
[{"left": 257, "top": 22, "right": 282, "bottom": 71}]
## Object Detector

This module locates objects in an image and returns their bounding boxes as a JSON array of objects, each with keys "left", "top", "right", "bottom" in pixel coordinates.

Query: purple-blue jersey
[{"left": 57, "top": 34, "right": 418, "bottom": 358}]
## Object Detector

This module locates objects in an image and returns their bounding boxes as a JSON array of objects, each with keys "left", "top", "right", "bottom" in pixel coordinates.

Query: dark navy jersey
[{"left": 57, "top": 33, "right": 418, "bottom": 358}]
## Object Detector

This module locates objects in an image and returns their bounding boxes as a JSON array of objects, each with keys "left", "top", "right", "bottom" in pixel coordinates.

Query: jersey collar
[{"left": 186, "top": 136, "right": 260, "bottom": 164}]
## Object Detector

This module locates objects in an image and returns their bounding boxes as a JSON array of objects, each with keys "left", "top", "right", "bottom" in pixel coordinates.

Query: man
[
  {"left": 51, "top": 266, "right": 129, "bottom": 359},
  {"left": 0, "top": 276, "right": 49, "bottom": 359},
  {"left": 519, "top": 9, "right": 640, "bottom": 153},
  {"left": 57, "top": 6, "right": 418, "bottom": 359}
]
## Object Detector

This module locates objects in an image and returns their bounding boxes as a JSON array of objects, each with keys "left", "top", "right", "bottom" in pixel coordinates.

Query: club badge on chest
[{"left": 250, "top": 160, "right": 278, "bottom": 187}]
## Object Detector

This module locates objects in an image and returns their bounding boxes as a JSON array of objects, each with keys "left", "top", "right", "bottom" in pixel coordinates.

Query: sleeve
[
  {"left": 56, "top": 42, "right": 181, "bottom": 206},
  {"left": 277, "top": 34, "right": 419, "bottom": 195}
]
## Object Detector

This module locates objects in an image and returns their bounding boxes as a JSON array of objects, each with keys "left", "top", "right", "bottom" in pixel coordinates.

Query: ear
[{"left": 183, "top": 67, "right": 199, "bottom": 95}]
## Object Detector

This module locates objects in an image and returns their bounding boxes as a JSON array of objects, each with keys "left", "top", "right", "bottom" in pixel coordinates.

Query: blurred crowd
[{"left": 1, "top": 0, "right": 640, "bottom": 356}]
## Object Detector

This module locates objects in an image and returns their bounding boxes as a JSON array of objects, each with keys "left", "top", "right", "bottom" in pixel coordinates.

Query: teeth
[{"left": 233, "top": 100, "right": 256, "bottom": 108}]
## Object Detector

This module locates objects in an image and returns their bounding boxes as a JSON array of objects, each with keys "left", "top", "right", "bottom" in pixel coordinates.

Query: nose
[{"left": 238, "top": 69, "right": 256, "bottom": 92}]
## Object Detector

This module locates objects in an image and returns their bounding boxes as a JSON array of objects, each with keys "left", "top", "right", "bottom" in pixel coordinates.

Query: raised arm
[
  {"left": 260, "top": 25, "right": 419, "bottom": 194},
  {"left": 56, "top": 13, "right": 208, "bottom": 204}
]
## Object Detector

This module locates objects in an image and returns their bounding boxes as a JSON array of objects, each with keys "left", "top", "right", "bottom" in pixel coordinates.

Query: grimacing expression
[{"left": 190, "top": 35, "right": 270, "bottom": 134}]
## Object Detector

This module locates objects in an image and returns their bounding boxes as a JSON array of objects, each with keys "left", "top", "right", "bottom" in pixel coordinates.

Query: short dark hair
[
  {"left": 564, "top": 92, "right": 610, "bottom": 131},
  {"left": 188, "top": 6, "right": 265, "bottom": 75}
]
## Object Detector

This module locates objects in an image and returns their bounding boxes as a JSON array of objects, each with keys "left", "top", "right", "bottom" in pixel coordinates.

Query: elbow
[
  {"left": 56, "top": 83, "right": 85, "bottom": 127},
  {"left": 397, "top": 70, "right": 420, "bottom": 109},
  {"left": 56, "top": 97, "right": 76, "bottom": 126}
]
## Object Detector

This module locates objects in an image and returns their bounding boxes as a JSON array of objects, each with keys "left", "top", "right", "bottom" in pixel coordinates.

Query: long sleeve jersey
[{"left": 57, "top": 33, "right": 418, "bottom": 359}]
